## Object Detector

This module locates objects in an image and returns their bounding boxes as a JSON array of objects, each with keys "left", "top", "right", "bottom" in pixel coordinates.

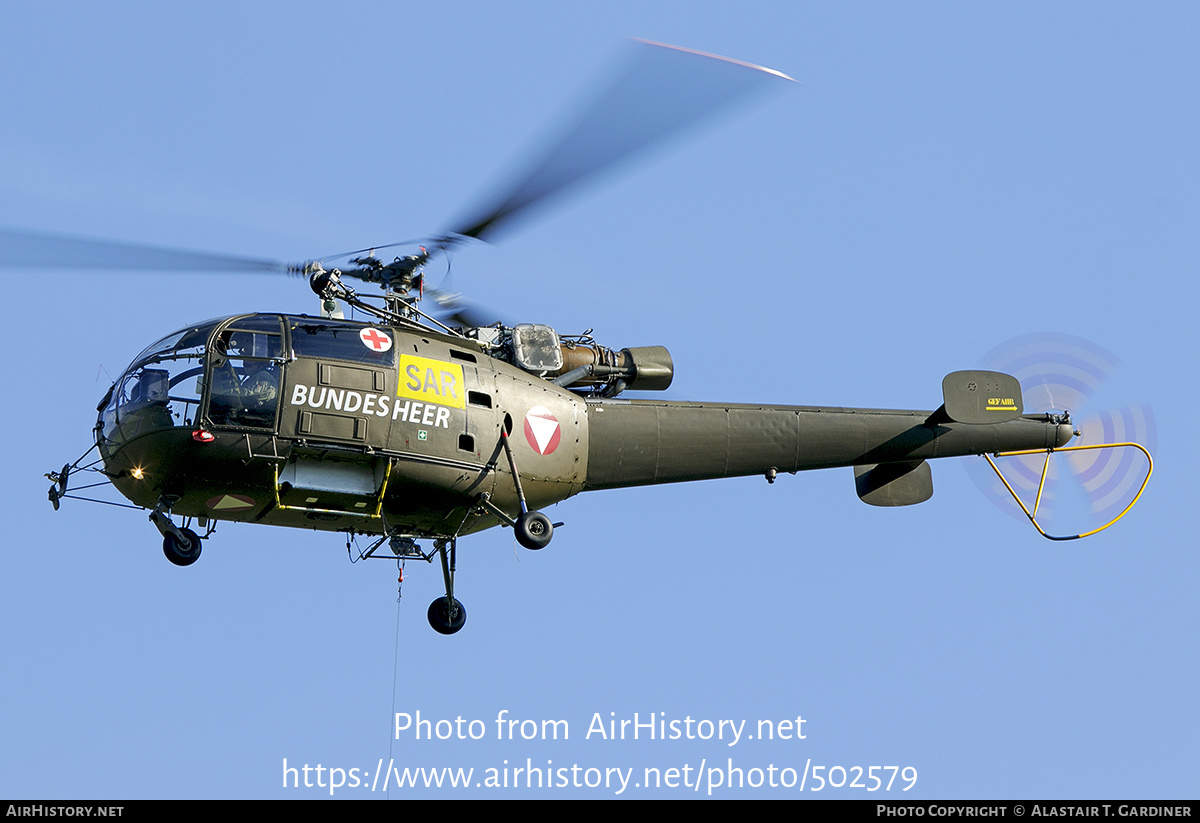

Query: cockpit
[
  {"left": 97, "top": 314, "right": 397, "bottom": 453},
  {"left": 99, "top": 318, "right": 224, "bottom": 448}
]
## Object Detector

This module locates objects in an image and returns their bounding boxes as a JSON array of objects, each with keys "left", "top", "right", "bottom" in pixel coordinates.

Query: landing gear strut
[
  {"left": 428, "top": 537, "right": 466, "bottom": 634},
  {"left": 428, "top": 596, "right": 466, "bottom": 635},
  {"left": 355, "top": 531, "right": 469, "bottom": 634},
  {"left": 476, "top": 427, "right": 557, "bottom": 550},
  {"left": 150, "top": 497, "right": 203, "bottom": 566}
]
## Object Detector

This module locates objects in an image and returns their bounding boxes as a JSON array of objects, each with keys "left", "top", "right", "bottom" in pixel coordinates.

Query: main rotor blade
[
  {"left": 425, "top": 287, "right": 508, "bottom": 329},
  {"left": 0, "top": 227, "right": 292, "bottom": 273},
  {"left": 316, "top": 237, "right": 430, "bottom": 265},
  {"left": 446, "top": 39, "right": 795, "bottom": 243}
]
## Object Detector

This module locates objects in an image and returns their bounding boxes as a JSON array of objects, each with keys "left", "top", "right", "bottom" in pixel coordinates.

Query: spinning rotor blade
[
  {"left": 978, "top": 332, "right": 1119, "bottom": 414},
  {"left": 1066, "top": 405, "right": 1157, "bottom": 521},
  {"left": 446, "top": 39, "right": 794, "bottom": 243},
  {"left": 2, "top": 40, "right": 794, "bottom": 301},
  {"left": 0, "top": 226, "right": 293, "bottom": 273},
  {"left": 425, "top": 287, "right": 508, "bottom": 329},
  {"left": 316, "top": 238, "right": 429, "bottom": 266}
]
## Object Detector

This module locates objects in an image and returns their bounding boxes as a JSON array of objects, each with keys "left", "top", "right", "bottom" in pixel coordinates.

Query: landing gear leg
[
  {"left": 150, "top": 497, "right": 203, "bottom": 566},
  {"left": 474, "top": 493, "right": 556, "bottom": 551},
  {"left": 494, "top": 430, "right": 556, "bottom": 550},
  {"left": 427, "top": 537, "right": 465, "bottom": 635}
]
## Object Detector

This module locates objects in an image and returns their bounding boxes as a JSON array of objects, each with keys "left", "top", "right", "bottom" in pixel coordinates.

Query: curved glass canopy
[{"left": 97, "top": 314, "right": 398, "bottom": 451}]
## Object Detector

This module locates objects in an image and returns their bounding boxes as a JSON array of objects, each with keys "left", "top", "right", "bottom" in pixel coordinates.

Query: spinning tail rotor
[{"left": 966, "top": 333, "right": 1155, "bottom": 538}]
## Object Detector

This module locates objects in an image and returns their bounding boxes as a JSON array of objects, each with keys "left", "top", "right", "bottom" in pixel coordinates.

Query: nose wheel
[
  {"left": 150, "top": 497, "right": 204, "bottom": 566},
  {"left": 162, "top": 528, "right": 203, "bottom": 566}
]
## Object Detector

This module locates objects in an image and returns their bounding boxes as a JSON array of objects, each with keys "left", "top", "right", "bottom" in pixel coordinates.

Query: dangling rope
[{"left": 386, "top": 558, "right": 405, "bottom": 800}]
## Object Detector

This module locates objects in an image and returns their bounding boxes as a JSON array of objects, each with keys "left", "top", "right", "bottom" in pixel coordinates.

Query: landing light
[{"left": 131, "top": 467, "right": 144, "bottom": 480}]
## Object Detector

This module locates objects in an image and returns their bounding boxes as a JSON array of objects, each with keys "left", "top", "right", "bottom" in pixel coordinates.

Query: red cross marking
[{"left": 360, "top": 328, "right": 392, "bottom": 351}]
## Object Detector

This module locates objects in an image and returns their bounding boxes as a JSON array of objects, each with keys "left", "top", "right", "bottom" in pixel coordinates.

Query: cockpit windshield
[
  {"left": 100, "top": 318, "right": 224, "bottom": 447},
  {"left": 126, "top": 320, "right": 219, "bottom": 370}
]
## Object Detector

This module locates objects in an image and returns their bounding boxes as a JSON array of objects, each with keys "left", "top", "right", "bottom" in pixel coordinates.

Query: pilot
[{"left": 240, "top": 359, "right": 278, "bottom": 410}]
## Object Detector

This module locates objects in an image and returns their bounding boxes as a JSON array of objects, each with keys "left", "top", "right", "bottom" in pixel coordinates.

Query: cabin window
[
  {"left": 290, "top": 320, "right": 396, "bottom": 366},
  {"left": 205, "top": 318, "right": 285, "bottom": 429}
]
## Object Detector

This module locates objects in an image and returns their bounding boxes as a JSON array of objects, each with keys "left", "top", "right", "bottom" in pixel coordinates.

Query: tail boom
[{"left": 583, "top": 398, "right": 1073, "bottom": 491}]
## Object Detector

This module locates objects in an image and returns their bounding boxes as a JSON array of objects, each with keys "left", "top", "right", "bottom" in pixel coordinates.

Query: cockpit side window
[
  {"left": 213, "top": 327, "right": 283, "bottom": 361},
  {"left": 206, "top": 317, "right": 284, "bottom": 430}
]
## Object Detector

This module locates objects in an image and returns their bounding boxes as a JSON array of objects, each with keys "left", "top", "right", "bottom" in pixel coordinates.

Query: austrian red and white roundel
[
  {"left": 359, "top": 327, "right": 393, "bottom": 352},
  {"left": 523, "top": 406, "right": 561, "bottom": 456}
]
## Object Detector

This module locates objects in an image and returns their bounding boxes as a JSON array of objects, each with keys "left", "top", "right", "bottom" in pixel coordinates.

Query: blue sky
[{"left": 2, "top": 1, "right": 1195, "bottom": 799}]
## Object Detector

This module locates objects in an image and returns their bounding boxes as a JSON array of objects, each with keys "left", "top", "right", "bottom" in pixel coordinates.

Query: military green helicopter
[{"left": 23, "top": 41, "right": 1151, "bottom": 635}]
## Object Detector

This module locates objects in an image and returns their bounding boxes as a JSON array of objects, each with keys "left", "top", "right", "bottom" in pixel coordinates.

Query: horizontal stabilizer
[
  {"left": 854, "top": 460, "right": 933, "bottom": 507},
  {"left": 940, "top": 370, "right": 1023, "bottom": 424}
]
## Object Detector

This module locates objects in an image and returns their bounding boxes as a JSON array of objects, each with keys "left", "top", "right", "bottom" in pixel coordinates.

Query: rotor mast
[{"left": 306, "top": 247, "right": 469, "bottom": 337}]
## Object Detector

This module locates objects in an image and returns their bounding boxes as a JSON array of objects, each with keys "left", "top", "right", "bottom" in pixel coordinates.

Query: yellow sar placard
[{"left": 397, "top": 354, "right": 466, "bottom": 409}]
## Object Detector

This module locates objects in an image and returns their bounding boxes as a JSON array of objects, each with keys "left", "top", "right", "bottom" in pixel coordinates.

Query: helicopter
[{"left": 23, "top": 40, "right": 1151, "bottom": 636}]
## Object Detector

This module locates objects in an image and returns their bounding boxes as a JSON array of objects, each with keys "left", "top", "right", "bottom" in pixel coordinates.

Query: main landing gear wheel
[
  {"left": 427, "top": 596, "right": 467, "bottom": 635},
  {"left": 514, "top": 511, "right": 553, "bottom": 550},
  {"left": 162, "top": 527, "right": 202, "bottom": 567}
]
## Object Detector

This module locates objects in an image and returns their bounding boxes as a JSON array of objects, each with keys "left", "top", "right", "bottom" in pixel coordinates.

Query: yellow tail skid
[{"left": 983, "top": 442, "right": 1153, "bottom": 541}]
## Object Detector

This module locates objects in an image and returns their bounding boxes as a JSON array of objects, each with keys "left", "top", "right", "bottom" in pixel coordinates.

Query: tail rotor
[{"left": 965, "top": 333, "right": 1155, "bottom": 535}]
